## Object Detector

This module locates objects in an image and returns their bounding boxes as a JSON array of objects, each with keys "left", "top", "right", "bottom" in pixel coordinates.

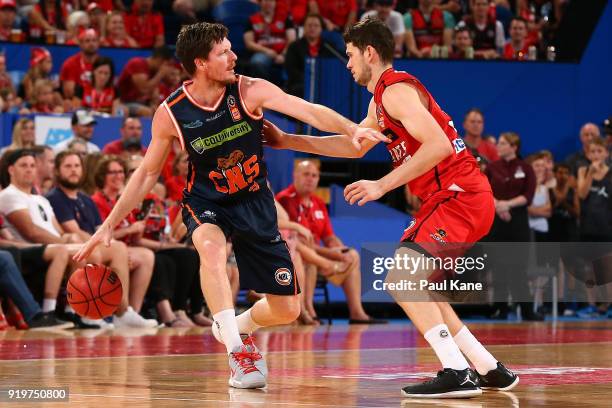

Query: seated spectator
[
  {"left": 462, "top": 108, "right": 499, "bottom": 163},
  {"left": 361, "top": 0, "right": 405, "bottom": 57},
  {"left": 65, "top": 10, "right": 91, "bottom": 45},
  {"left": 565, "top": 122, "right": 600, "bottom": 175},
  {"left": 59, "top": 28, "right": 100, "bottom": 100},
  {"left": 244, "top": 0, "right": 296, "bottom": 85},
  {"left": 309, "top": 0, "right": 357, "bottom": 32},
  {"left": 117, "top": 47, "right": 174, "bottom": 116},
  {"left": 165, "top": 150, "right": 188, "bottom": 203},
  {"left": 53, "top": 110, "right": 101, "bottom": 153},
  {"left": 124, "top": 0, "right": 165, "bottom": 48},
  {"left": 0, "top": 248, "right": 73, "bottom": 330},
  {"left": 67, "top": 138, "right": 88, "bottom": 159},
  {"left": 31, "top": 145, "right": 55, "bottom": 195},
  {"left": 0, "top": 118, "right": 35, "bottom": 156},
  {"left": 285, "top": 13, "right": 342, "bottom": 97},
  {"left": 102, "top": 116, "right": 147, "bottom": 158},
  {"left": 158, "top": 62, "right": 183, "bottom": 102},
  {"left": 449, "top": 25, "right": 473, "bottom": 59},
  {"left": 404, "top": 0, "right": 454, "bottom": 58},
  {"left": 26, "top": 78, "right": 63, "bottom": 114},
  {"left": 90, "top": 155, "right": 159, "bottom": 323},
  {"left": 73, "top": 56, "right": 121, "bottom": 115},
  {"left": 0, "top": 0, "right": 24, "bottom": 42},
  {"left": 101, "top": 10, "right": 138, "bottom": 48},
  {"left": 459, "top": 0, "right": 504, "bottom": 59},
  {"left": 20, "top": 47, "right": 58, "bottom": 105},
  {"left": 0, "top": 55, "right": 13, "bottom": 95},
  {"left": 47, "top": 150, "right": 158, "bottom": 328},
  {"left": 503, "top": 17, "right": 530, "bottom": 60},
  {"left": 276, "top": 160, "right": 386, "bottom": 324},
  {"left": 86, "top": 2, "right": 106, "bottom": 38},
  {"left": 27, "top": 0, "right": 69, "bottom": 42}
]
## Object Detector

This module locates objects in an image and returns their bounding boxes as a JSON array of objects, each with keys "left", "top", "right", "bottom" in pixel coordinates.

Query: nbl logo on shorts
[{"left": 275, "top": 268, "right": 292, "bottom": 286}]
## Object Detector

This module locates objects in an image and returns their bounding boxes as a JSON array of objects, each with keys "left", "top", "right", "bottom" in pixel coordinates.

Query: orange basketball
[{"left": 67, "top": 264, "right": 122, "bottom": 319}]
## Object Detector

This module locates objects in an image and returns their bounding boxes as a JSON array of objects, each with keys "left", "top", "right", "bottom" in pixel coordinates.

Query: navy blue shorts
[{"left": 182, "top": 189, "right": 298, "bottom": 296}]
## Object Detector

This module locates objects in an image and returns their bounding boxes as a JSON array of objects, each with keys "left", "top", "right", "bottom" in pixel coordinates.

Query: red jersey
[
  {"left": 503, "top": 42, "right": 530, "bottom": 60},
  {"left": 123, "top": 10, "right": 164, "bottom": 48},
  {"left": 76, "top": 83, "right": 115, "bottom": 113},
  {"left": 59, "top": 53, "right": 94, "bottom": 88},
  {"left": 117, "top": 57, "right": 150, "bottom": 103},
  {"left": 374, "top": 68, "right": 491, "bottom": 201},
  {"left": 276, "top": 185, "right": 334, "bottom": 244}
]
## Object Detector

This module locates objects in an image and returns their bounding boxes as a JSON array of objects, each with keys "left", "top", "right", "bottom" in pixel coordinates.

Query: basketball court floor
[{"left": 1, "top": 321, "right": 611, "bottom": 407}]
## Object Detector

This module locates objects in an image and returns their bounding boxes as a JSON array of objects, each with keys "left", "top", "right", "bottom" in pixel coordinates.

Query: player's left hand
[
  {"left": 349, "top": 126, "right": 390, "bottom": 149},
  {"left": 344, "top": 179, "right": 385, "bottom": 206},
  {"left": 262, "top": 119, "right": 287, "bottom": 148}
]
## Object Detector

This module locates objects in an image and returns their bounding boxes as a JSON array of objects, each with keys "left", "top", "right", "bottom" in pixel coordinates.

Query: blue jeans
[{"left": 0, "top": 250, "right": 41, "bottom": 322}]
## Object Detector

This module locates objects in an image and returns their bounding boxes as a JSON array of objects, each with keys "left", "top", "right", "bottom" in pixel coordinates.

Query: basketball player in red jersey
[
  {"left": 263, "top": 18, "right": 518, "bottom": 398},
  {"left": 74, "top": 22, "right": 385, "bottom": 389}
]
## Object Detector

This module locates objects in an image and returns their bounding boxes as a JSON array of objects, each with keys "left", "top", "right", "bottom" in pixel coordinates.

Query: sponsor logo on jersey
[
  {"left": 452, "top": 138, "right": 466, "bottom": 154},
  {"left": 404, "top": 219, "right": 416, "bottom": 232},
  {"left": 227, "top": 95, "right": 242, "bottom": 121},
  {"left": 275, "top": 268, "right": 292, "bottom": 286},
  {"left": 209, "top": 149, "right": 261, "bottom": 194},
  {"left": 205, "top": 110, "right": 226, "bottom": 122},
  {"left": 183, "top": 120, "right": 203, "bottom": 129},
  {"left": 190, "top": 121, "right": 252, "bottom": 153},
  {"left": 430, "top": 227, "right": 447, "bottom": 243}
]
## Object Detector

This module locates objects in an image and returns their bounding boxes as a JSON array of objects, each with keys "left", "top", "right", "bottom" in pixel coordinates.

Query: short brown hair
[
  {"left": 94, "top": 155, "right": 126, "bottom": 190},
  {"left": 500, "top": 132, "right": 521, "bottom": 153},
  {"left": 55, "top": 150, "right": 83, "bottom": 171},
  {"left": 343, "top": 18, "right": 394, "bottom": 64},
  {"left": 176, "top": 22, "right": 228, "bottom": 75},
  {"left": 587, "top": 138, "right": 606, "bottom": 149}
]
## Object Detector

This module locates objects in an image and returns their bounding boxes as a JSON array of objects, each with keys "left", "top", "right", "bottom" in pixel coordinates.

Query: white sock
[
  {"left": 424, "top": 324, "right": 470, "bottom": 370},
  {"left": 213, "top": 309, "right": 244, "bottom": 354},
  {"left": 64, "top": 305, "right": 74, "bottom": 314},
  {"left": 42, "top": 298, "right": 56, "bottom": 313},
  {"left": 236, "top": 308, "right": 262, "bottom": 335},
  {"left": 453, "top": 326, "right": 498, "bottom": 375}
]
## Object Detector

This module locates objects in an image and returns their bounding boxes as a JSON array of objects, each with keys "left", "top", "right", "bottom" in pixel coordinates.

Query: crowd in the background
[{"left": 0, "top": 0, "right": 569, "bottom": 116}]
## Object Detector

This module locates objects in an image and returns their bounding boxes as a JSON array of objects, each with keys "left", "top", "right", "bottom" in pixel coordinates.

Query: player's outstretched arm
[
  {"left": 345, "top": 83, "right": 454, "bottom": 206},
  {"left": 241, "top": 76, "right": 387, "bottom": 146},
  {"left": 73, "top": 107, "right": 175, "bottom": 261}
]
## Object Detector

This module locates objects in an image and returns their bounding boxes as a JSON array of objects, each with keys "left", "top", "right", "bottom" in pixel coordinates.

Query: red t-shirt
[
  {"left": 315, "top": 0, "right": 356, "bottom": 28},
  {"left": 60, "top": 53, "right": 94, "bottom": 88},
  {"left": 91, "top": 191, "right": 138, "bottom": 244},
  {"left": 102, "top": 139, "right": 147, "bottom": 155},
  {"left": 123, "top": 11, "right": 164, "bottom": 48},
  {"left": 474, "top": 139, "right": 500, "bottom": 163},
  {"left": 117, "top": 57, "right": 150, "bottom": 103},
  {"left": 132, "top": 193, "right": 166, "bottom": 241},
  {"left": 503, "top": 43, "right": 530, "bottom": 60},
  {"left": 276, "top": 184, "right": 334, "bottom": 244},
  {"left": 165, "top": 175, "right": 186, "bottom": 202}
]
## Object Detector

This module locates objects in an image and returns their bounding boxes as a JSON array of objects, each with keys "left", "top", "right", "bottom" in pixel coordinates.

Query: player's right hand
[
  {"left": 73, "top": 223, "right": 113, "bottom": 262},
  {"left": 350, "top": 127, "right": 390, "bottom": 149},
  {"left": 262, "top": 119, "right": 286, "bottom": 148}
]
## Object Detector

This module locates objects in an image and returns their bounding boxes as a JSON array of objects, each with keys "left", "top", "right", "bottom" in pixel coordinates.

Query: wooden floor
[{"left": 1, "top": 321, "right": 611, "bottom": 407}]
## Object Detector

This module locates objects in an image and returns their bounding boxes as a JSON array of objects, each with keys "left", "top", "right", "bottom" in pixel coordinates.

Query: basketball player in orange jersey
[
  {"left": 74, "top": 22, "right": 385, "bottom": 389},
  {"left": 263, "top": 18, "right": 519, "bottom": 399}
]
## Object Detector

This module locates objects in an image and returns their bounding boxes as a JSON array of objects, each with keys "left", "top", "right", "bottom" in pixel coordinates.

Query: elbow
[{"left": 437, "top": 140, "right": 455, "bottom": 160}]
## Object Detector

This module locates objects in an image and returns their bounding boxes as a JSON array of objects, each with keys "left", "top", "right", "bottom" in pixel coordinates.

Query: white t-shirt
[
  {"left": 528, "top": 184, "right": 549, "bottom": 233},
  {"left": 53, "top": 137, "right": 100, "bottom": 154},
  {"left": 0, "top": 184, "right": 61, "bottom": 241},
  {"left": 361, "top": 10, "right": 406, "bottom": 37}
]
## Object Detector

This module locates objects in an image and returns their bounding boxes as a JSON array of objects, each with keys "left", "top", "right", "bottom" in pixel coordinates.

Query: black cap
[{"left": 71, "top": 109, "right": 97, "bottom": 126}]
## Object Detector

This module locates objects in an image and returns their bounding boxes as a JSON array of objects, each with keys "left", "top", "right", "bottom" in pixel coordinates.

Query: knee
[{"left": 271, "top": 296, "right": 301, "bottom": 323}]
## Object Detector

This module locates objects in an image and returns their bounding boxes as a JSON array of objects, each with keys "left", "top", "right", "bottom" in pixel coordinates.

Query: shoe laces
[
  {"left": 422, "top": 370, "right": 446, "bottom": 385},
  {"left": 242, "top": 336, "right": 262, "bottom": 361},
  {"left": 232, "top": 349, "right": 259, "bottom": 374}
]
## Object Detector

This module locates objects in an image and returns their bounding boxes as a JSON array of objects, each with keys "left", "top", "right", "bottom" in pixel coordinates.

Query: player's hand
[
  {"left": 295, "top": 224, "right": 314, "bottom": 244},
  {"left": 349, "top": 126, "right": 390, "bottom": 149},
  {"left": 262, "top": 119, "right": 287, "bottom": 148},
  {"left": 344, "top": 179, "right": 385, "bottom": 206},
  {"left": 73, "top": 223, "right": 113, "bottom": 262}
]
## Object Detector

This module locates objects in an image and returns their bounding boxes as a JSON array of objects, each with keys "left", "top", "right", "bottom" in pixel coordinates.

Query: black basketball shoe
[
  {"left": 477, "top": 362, "right": 519, "bottom": 391},
  {"left": 401, "top": 368, "right": 482, "bottom": 399}
]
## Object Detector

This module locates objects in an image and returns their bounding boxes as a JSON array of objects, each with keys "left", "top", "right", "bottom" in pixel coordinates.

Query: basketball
[{"left": 67, "top": 264, "right": 123, "bottom": 319}]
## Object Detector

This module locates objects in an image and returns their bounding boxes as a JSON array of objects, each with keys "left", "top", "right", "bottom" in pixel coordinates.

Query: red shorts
[{"left": 400, "top": 190, "right": 495, "bottom": 258}]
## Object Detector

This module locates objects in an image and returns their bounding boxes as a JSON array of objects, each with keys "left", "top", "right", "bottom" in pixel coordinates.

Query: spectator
[
  {"left": 59, "top": 28, "right": 99, "bottom": 100},
  {"left": 90, "top": 155, "right": 158, "bottom": 322},
  {"left": 361, "top": 0, "right": 405, "bottom": 57},
  {"left": 117, "top": 46, "right": 174, "bottom": 116},
  {"left": 449, "top": 25, "right": 473, "bottom": 59},
  {"left": 527, "top": 153, "right": 552, "bottom": 251},
  {"left": 485, "top": 132, "right": 542, "bottom": 320},
  {"left": 73, "top": 56, "right": 121, "bottom": 115},
  {"left": 460, "top": 0, "right": 504, "bottom": 59},
  {"left": 549, "top": 162, "right": 578, "bottom": 243},
  {"left": 65, "top": 10, "right": 91, "bottom": 45},
  {"left": 20, "top": 47, "right": 57, "bottom": 105},
  {"left": 565, "top": 122, "right": 600, "bottom": 175},
  {"left": 276, "top": 160, "right": 385, "bottom": 324},
  {"left": 1, "top": 118, "right": 35, "bottom": 156},
  {"left": 124, "top": 0, "right": 165, "bottom": 48},
  {"left": 46, "top": 150, "right": 158, "bottom": 328},
  {"left": 404, "top": 0, "right": 454, "bottom": 58},
  {"left": 280, "top": 0, "right": 309, "bottom": 26},
  {"left": 0, "top": 0, "right": 23, "bottom": 42},
  {"left": 31, "top": 145, "right": 55, "bottom": 194},
  {"left": 53, "top": 109, "right": 100, "bottom": 153},
  {"left": 102, "top": 116, "right": 147, "bottom": 158},
  {"left": 503, "top": 17, "right": 530, "bottom": 60},
  {"left": 604, "top": 116, "right": 612, "bottom": 154},
  {"left": 0, "top": 249, "right": 73, "bottom": 330},
  {"left": 462, "top": 108, "right": 499, "bottom": 163},
  {"left": 86, "top": 2, "right": 105, "bottom": 37},
  {"left": 285, "top": 13, "right": 342, "bottom": 97},
  {"left": 539, "top": 149, "right": 556, "bottom": 188},
  {"left": 308, "top": 0, "right": 357, "bottom": 32},
  {"left": 27, "top": 0, "right": 69, "bottom": 41},
  {"left": 157, "top": 62, "right": 183, "bottom": 102},
  {"left": 101, "top": 10, "right": 138, "bottom": 48},
  {"left": 244, "top": 0, "right": 296, "bottom": 85},
  {"left": 0, "top": 54, "right": 13, "bottom": 95},
  {"left": 165, "top": 149, "right": 187, "bottom": 203},
  {"left": 26, "top": 78, "right": 62, "bottom": 114}
]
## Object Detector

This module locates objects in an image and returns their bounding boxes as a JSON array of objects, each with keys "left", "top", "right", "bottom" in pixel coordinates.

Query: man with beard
[
  {"left": 46, "top": 150, "right": 158, "bottom": 329},
  {"left": 60, "top": 29, "right": 100, "bottom": 100}
]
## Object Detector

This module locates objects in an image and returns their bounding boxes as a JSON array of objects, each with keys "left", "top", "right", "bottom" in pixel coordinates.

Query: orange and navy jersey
[
  {"left": 162, "top": 75, "right": 268, "bottom": 204},
  {"left": 373, "top": 68, "right": 491, "bottom": 201}
]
